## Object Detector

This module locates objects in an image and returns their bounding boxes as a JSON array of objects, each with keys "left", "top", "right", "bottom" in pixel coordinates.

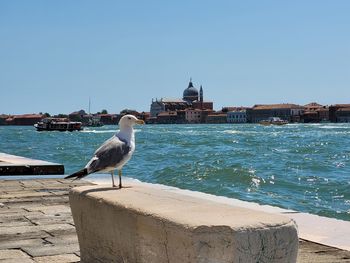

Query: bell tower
[{"left": 200, "top": 85, "right": 203, "bottom": 102}]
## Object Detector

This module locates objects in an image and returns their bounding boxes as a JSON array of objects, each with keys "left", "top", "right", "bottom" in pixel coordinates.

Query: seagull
[{"left": 65, "top": 114, "right": 144, "bottom": 188}]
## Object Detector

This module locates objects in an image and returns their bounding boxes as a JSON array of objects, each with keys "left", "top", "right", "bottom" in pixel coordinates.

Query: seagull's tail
[{"left": 64, "top": 168, "right": 88, "bottom": 180}]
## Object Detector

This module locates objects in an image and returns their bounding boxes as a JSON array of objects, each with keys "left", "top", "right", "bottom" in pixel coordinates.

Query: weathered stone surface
[
  {"left": 0, "top": 208, "right": 28, "bottom": 215},
  {"left": 0, "top": 231, "right": 51, "bottom": 242},
  {"left": 22, "top": 243, "right": 79, "bottom": 257},
  {"left": 297, "top": 239, "right": 350, "bottom": 263},
  {"left": 25, "top": 205, "right": 71, "bottom": 214},
  {"left": 0, "top": 225, "right": 46, "bottom": 236},
  {"left": 0, "top": 249, "right": 30, "bottom": 259},
  {"left": 0, "top": 181, "right": 22, "bottom": 187},
  {"left": 27, "top": 214, "right": 73, "bottom": 225},
  {"left": 0, "top": 224, "right": 74, "bottom": 243},
  {"left": 1, "top": 195, "right": 68, "bottom": 205},
  {"left": 0, "top": 221, "right": 33, "bottom": 227},
  {"left": 41, "top": 223, "right": 76, "bottom": 236},
  {"left": 0, "top": 179, "right": 93, "bottom": 261},
  {"left": 0, "top": 214, "right": 30, "bottom": 223},
  {"left": 1, "top": 191, "right": 52, "bottom": 199},
  {"left": 33, "top": 253, "right": 80, "bottom": 263},
  {"left": 0, "top": 258, "right": 35, "bottom": 263},
  {"left": 70, "top": 183, "right": 299, "bottom": 263},
  {"left": 0, "top": 178, "right": 348, "bottom": 262},
  {"left": 0, "top": 234, "right": 50, "bottom": 244},
  {"left": 0, "top": 239, "right": 47, "bottom": 250},
  {"left": 45, "top": 234, "right": 79, "bottom": 245}
]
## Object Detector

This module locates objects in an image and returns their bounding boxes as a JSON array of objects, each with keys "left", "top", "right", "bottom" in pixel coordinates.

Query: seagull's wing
[{"left": 85, "top": 136, "right": 131, "bottom": 173}]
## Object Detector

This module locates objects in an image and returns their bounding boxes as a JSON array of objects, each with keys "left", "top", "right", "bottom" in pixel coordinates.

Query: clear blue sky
[{"left": 1, "top": 1, "right": 349, "bottom": 114}]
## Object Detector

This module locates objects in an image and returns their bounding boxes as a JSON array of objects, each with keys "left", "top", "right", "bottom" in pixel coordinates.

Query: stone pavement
[
  {"left": 0, "top": 179, "right": 88, "bottom": 263},
  {"left": 0, "top": 179, "right": 349, "bottom": 263}
]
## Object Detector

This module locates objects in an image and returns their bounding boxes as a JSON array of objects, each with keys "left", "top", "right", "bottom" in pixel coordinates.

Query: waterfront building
[
  {"left": 138, "top": 112, "right": 151, "bottom": 122},
  {"left": 155, "top": 111, "right": 184, "bottom": 124},
  {"left": 70, "top": 110, "right": 136, "bottom": 126},
  {"left": 118, "top": 110, "right": 150, "bottom": 123},
  {"left": 329, "top": 104, "right": 350, "bottom": 122},
  {"left": 227, "top": 110, "right": 247, "bottom": 123},
  {"left": 302, "top": 103, "right": 329, "bottom": 123},
  {"left": 301, "top": 111, "right": 318, "bottom": 123},
  {"left": 149, "top": 79, "right": 213, "bottom": 123},
  {"left": 246, "top": 104, "right": 304, "bottom": 123},
  {"left": 222, "top": 106, "right": 249, "bottom": 112},
  {"left": 150, "top": 98, "right": 189, "bottom": 118},
  {"left": 336, "top": 107, "right": 350, "bottom": 122},
  {"left": 185, "top": 109, "right": 202, "bottom": 123},
  {"left": 206, "top": 113, "right": 228, "bottom": 124},
  {"left": 96, "top": 114, "right": 119, "bottom": 125},
  {"left": 192, "top": 101, "right": 214, "bottom": 110},
  {"left": 185, "top": 109, "right": 214, "bottom": 124},
  {"left": 318, "top": 108, "right": 329, "bottom": 122},
  {"left": 4, "top": 114, "right": 44, "bottom": 125},
  {"left": 0, "top": 114, "right": 9, "bottom": 125}
]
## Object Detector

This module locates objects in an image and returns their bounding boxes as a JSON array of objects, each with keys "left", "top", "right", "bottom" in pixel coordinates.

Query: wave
[
  {"left": 319, "top": 126, "right": 350, "bottom": 129},
  {"left": 222, "top": 130, "right": 260, "bottom": 135}
]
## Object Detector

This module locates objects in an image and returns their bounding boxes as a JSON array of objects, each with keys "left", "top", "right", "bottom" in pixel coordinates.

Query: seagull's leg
[
  {"left": 111, "top": 171, "right": 116, "bottom": 188},
  {"left": 119, "top": 170, "right": 122, "bottom": 189}
]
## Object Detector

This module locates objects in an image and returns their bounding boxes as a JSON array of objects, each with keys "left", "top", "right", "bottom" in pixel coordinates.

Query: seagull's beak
[{"left": 136, "top": 119, "right": 145, "bottom": 125}]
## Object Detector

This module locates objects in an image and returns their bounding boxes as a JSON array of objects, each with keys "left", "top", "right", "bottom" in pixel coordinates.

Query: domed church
[
  {"left": 183, "top": 78, "right": 202, "bottom": 103},
  {"left": 150, "top": 79, "right": 213, "bottom": 118}
]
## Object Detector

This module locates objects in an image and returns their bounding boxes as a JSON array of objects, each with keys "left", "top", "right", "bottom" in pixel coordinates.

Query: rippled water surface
[{"left": 1, "top": 123, "right": 349, "bottom": 220}]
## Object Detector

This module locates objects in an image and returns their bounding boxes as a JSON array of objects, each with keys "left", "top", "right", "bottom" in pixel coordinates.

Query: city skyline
[
  {"left": 0, "top": 76, "right": 347, "bottom": 116},
  {"left": 1, "top": 1, "right": 349, "bottom": 115}
]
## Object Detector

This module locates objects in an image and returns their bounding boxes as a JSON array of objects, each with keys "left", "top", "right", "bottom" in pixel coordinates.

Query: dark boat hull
[
  {"left": 35, "top": 127, "right": 82, "bottom": 132},
  {"left": 34, "top": 120, "right": 83, "bottom": 132}
]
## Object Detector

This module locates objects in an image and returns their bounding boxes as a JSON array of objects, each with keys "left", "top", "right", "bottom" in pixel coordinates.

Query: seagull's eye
[{"left": 128, "top": 117, "right": 131, "bottom": 120}]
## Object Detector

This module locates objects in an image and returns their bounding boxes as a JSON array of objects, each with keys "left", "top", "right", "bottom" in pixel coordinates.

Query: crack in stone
[
  {"left": 162, "top": 220, "right": 170, "bottom": 263},
  {"left": 23, "top": 215, "right": 38, "bottom": 226}
]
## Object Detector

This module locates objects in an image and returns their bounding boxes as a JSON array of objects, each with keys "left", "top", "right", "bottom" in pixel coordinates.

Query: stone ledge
[
  {"left": 70, "top": 182, "right": 298, "bottom": 263},
  {"left": 0, "top": 153, "right": 64, "bottom": 175}
]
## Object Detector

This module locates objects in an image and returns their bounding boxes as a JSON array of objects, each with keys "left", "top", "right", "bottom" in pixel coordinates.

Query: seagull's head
[{"left": 119, "top": 114, "right": 145, "bottom": 129}]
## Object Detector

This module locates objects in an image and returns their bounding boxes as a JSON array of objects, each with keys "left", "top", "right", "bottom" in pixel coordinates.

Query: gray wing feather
[{"left": 87, "top": 136, "right": 130, "bottom": 173}]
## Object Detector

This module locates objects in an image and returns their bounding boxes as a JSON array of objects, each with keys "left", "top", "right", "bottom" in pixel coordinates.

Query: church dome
[{"left": 183, "top": 80, "right": 199, "bottom": 102}]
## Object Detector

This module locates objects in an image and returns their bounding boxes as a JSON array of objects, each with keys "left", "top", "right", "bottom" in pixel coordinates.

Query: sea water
[{"left": 0, "top": 123, "right": 349, "bottom": 221}]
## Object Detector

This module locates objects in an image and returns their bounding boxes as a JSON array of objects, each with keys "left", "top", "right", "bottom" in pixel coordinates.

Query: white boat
[
  {"left": 259, "top": 117, "right": 288, "bottom": 126},
  {"left": 34, "top": 118, "right": 83, "bottom": 131}
]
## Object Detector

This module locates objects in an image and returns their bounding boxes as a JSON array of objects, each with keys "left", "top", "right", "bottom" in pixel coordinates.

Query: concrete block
[{"left": 70, "top": 183, "right": 298, "bottom": 263}]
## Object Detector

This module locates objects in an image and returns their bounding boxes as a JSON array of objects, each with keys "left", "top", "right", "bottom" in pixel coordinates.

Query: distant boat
[
  {"left": 259, "top": 117, "right": 288, "bottom": 126},
  {"left": 83, "top": 115, "right": 104, "bottom": 127},
  {"left": 34, "top": 118, "right": 83, "bottom": 131},
  {"left": 84, "top": 97, "right": 104, "bottom": 127}
]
